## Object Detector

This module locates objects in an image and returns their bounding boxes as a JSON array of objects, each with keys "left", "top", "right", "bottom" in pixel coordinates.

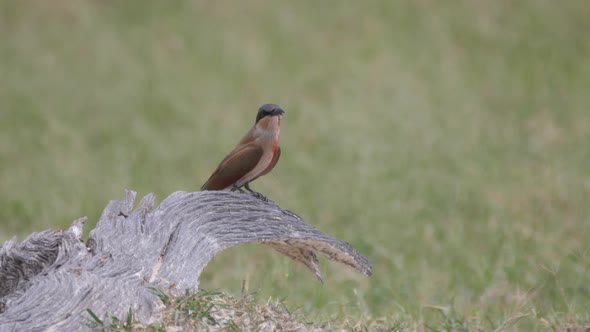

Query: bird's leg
[
  {"left": 244, "top": 183, "right": 255, "bottom": 193},
  {"left": 231, "top": 184, "right": 245, "bottom": 193}
]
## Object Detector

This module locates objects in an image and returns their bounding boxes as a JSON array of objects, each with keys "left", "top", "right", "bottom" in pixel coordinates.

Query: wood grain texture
[{"left": 0, "top": 190, "right": 372, "bottom": 331}]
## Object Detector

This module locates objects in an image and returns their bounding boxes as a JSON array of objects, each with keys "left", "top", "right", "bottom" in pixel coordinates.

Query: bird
[{"left": 201, "top": 103, "right": 285, "bottom": 193}]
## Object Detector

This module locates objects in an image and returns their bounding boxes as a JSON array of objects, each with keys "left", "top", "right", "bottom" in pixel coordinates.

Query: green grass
[
  {"left": 1, "top": 0, "right": 589, "bottom": 330},
  {"left": 86, "top": 289, "right": 373, "bottom": 331}
]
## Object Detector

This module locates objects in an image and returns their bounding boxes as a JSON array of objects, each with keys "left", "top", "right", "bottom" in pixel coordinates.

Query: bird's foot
[
  {"left": 249, "top": 191, "right": 269, "bottom": 201},
  {"left": 233, "top": 183, "right": 267, "bottom": 201},
  {"left": 243, "top": 183, "right": 267, "bottom": 200}
]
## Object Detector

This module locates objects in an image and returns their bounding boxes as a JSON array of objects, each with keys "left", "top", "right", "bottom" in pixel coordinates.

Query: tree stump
[{"left": 0, "top": 190, "right": 372, "bottom": 331}]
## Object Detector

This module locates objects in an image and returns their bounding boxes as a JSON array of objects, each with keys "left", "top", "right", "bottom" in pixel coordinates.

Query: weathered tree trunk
[{"left": 0, "top": 190, "right": 372, "bottom": 331}]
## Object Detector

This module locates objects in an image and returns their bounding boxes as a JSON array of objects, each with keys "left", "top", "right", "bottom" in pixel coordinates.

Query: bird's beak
[{"left": 272, "top": 108, "right": 285, "bottom": 116}]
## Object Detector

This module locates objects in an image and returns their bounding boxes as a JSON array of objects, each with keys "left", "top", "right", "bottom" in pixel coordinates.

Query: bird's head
[{"left": 256, "top": 103, "right": 285, "bottom": 124}]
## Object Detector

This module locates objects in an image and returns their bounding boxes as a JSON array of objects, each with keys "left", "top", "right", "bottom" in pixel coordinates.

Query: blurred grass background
[{"left": 1, "top": 0, "right": 589, "bottom": 329}]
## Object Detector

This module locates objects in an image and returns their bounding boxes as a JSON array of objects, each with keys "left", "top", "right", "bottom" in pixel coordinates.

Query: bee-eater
[{"left": 201, "top": 103, "right": 285, "bottom": 193}]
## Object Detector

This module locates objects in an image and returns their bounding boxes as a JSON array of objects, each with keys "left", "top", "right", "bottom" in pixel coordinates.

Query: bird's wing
[{"left": 201, "top": 144, "right": 264, "bottom": 190}]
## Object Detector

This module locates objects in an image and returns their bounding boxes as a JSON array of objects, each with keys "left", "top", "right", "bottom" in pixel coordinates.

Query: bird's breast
[
  {"left": 251, "top": 116, "right": 281, "bottom": 167},
  {"left": 272, "top": 130, "right": 280, "bottom": 152}
]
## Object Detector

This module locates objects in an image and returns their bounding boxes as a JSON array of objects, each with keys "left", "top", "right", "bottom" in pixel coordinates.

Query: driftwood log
[{"left": 0, "top": 190, "right": 372, "bottom": 331}]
